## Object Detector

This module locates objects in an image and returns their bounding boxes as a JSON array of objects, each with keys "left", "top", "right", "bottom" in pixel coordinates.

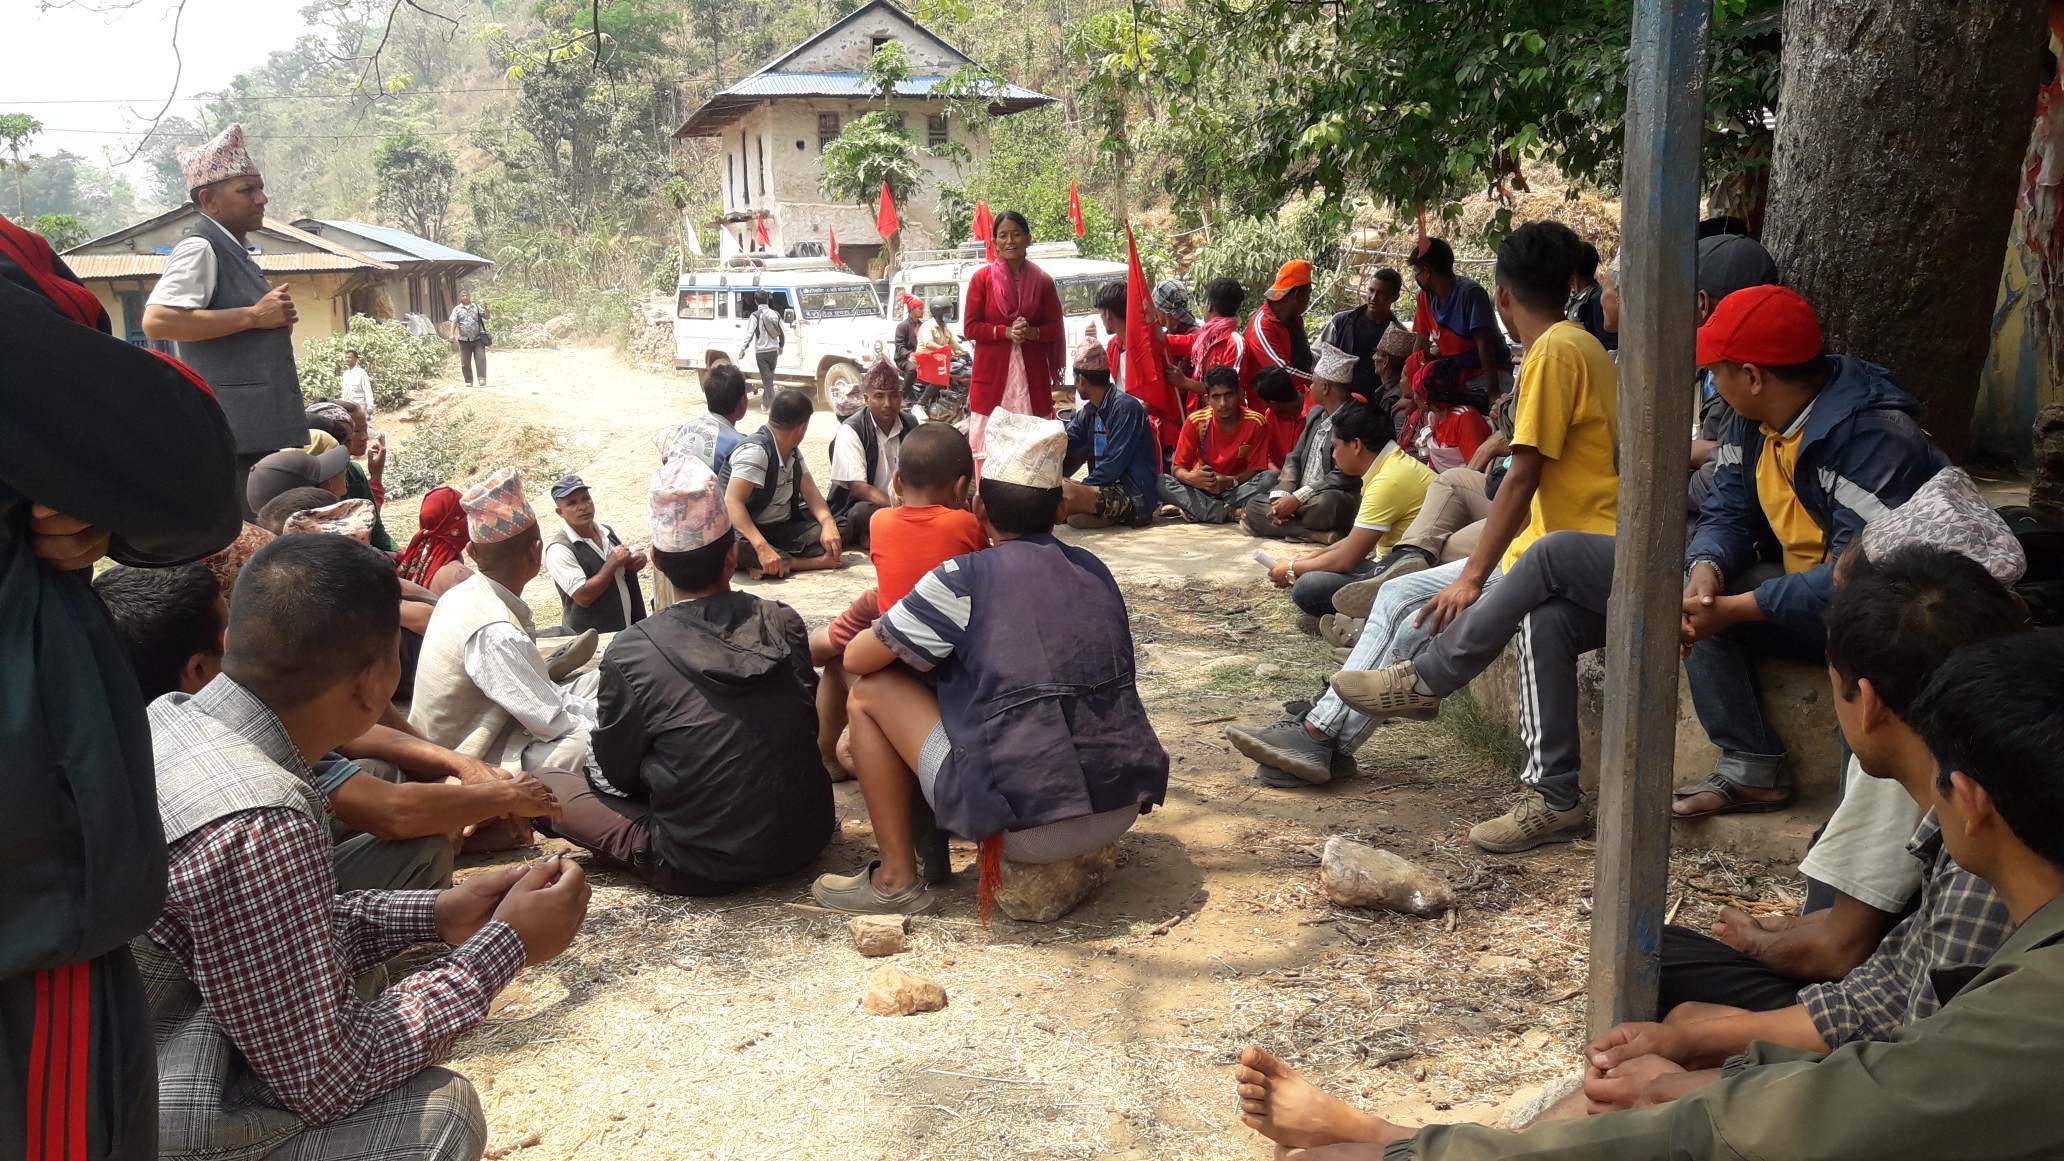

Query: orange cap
[{"left": 1265, "top": 259, "right": 1314, "bottom": 300}]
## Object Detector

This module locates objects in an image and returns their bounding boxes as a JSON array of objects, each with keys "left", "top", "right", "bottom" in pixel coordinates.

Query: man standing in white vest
[{"left": 142, "top": 124, "right": 304, "bottom": 518}]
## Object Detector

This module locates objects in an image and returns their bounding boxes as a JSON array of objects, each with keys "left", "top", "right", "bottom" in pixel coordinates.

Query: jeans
[
  {"left": 1307, "top": 558, "right": 1503, "bottom": 752},
  {"left": 1684, "top": 562, "right": 1827, "bottom": 789},
  {"left": 1289, "top": 558, "right": 1379, "bottom": 617},
  {"left": 1410, "top": 530, "right": 1615, "bottom": 809},
  {"left": 754, "top": 350, "right": 780, "bottom": 406},
  {"left": 457, "top": 338, "right": 487, "bottom": 385}
]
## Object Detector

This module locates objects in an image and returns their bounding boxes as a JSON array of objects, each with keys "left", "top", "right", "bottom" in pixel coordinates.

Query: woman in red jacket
[{"left": 961, "top": 211, "right": 1064, "bottom": 423}]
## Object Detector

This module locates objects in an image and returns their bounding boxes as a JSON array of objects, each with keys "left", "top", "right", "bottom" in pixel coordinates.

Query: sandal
[
  {"left": 1671, "top": 773, "right": 1793, "bottom": 819},
  {"left": 810, "top": 860, "right": 935, "bottom": 915}
]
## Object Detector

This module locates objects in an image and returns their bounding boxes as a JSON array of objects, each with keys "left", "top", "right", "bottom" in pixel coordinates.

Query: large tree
[
  {"left": 1762, "top": 0, "right": 2045, "bottom": 460},
  {"left": 0, "top": 113, "right": 43, "bottom": 217},
  {"left": 373, "top": 129, "right": 458, "bottom": 240}
]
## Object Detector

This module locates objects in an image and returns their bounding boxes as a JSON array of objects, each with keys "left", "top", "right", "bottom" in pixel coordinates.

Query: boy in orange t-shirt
[{"left": 812, "top": 422, "right": 984, "bottom": 780}]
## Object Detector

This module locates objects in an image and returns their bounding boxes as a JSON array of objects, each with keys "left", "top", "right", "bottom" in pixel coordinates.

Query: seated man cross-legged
[
  {"left": 1231, "top": 626, "right": 2064, "bottom": 1160},
  {"left": 1242, "top": 361, "right": 1362, "bottom": 542},
  {"left": 1063, "top": 343, "right": 1162, "bottom": 530},
  {"left": 534, "top": 455, "right": 836, "bottom": 895},
  {"left": 1159, "top": 365, "right": 1274, "bottom": 524},
  {"left": 725, "top": 387, "right": 846, "bottom": 578},
  {"left": 137, "top": 534, "right": 589, "bottom": 1161},
  {"left": 813, "top": 411, "right": 1170, "bottom": 915}
]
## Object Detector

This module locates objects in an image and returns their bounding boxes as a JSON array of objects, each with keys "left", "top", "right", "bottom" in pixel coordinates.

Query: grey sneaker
[
  {"left": 1327, "top": 661, "right": 1442, "bottom": 721},
  {"left": 810, "top": 861, "right": 936, "bottom": 915},
  {"left": 1332, "top": 549, "right": 1433, "bottom": 619},
  {"left": 1468, "top": 791, "right": 1593, "bottom": 854},
  {"left": 1226, "top": 719, "right": 1336, "bottom": 784},
  {"left": 1295, "top": 613, "right": 1323, "bottom": 638},
  {"left": 543, "top": 629, "right": 600, "bottom": 682},
  {"left": 1255, "top": 748, "right": 1361, "bottom": 788}
]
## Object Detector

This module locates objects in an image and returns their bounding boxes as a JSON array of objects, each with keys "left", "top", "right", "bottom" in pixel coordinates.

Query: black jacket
[
  {"left": 591, "top": 592, "right": 833, "bottom": 888},
  {"left": 1278, "top": 405, "right": 1360, "bottom": 501},
  {"left": 1, "top": 227, "right": 240, "bottom": 975}
]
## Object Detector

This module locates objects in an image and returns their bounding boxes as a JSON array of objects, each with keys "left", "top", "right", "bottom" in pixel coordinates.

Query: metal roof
[
  {"left": 64, "top": 252, "right": 383, "bottom": 280},
  {"left": 675, "top": 72, "right": 1051, "bottom": 136},
  {"left": 292, "top": 219, "right": 492, "bottom": 266}
]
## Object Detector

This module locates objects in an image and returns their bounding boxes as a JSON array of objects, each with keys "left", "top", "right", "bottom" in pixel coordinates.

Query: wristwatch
[{"left": 1684, "top": 558, "right": 1724, "bottom": 585}]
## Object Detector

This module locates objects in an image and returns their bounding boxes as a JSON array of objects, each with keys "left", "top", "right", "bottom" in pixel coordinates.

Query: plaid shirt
[
  {"left": 146, "top": 678, "right": 525, "bottom": 1126},
  {"left": 1800, "top": 811, "right": 2013, "bottom": 1046}
]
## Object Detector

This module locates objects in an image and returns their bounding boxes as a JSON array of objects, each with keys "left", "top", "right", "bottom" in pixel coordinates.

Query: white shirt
[
  {"left": 459, "top": 578, "right": 604, "bottom": 779},
  {"left": 828, "top": 415, "right": 908, "bottom": 493},
  {"left": 727, "top": 437, "right": 805, "bottom": 522},
  {"left": 339, "top": 365, "right": 374, "bottom": 416},
  {"left": 542, "top": 523, "right": 633, "bottom": 626},
  {"left": 146, "top": 213, "right": 243, "bottom": 310}
]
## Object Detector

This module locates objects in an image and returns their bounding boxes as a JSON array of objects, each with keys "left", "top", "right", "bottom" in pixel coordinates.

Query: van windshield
[
  {"left": 799, "top": 285, "right": 882, "bottom": 320},
  {"left": 1057, "top": 275, "right": 1113, "bottom": 317}
]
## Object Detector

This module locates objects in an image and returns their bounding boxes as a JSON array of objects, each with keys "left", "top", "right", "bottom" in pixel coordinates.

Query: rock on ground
[
  {"left": 995, "top": 844, "right": 1120, "bottom": 923},
  {"left": 861, "top": 966, "right": 947, "bottom": 1016},
  {"left": 1319, "top": 837, "right": 1456, "bottom": 918},
  {"left": 848, "top": 914, "right": 908, "bottom": 957}
]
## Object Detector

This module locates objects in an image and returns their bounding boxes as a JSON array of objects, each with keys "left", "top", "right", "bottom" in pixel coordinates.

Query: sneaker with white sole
[
  {"left": 1295, "top": 613, "right": 1323, "bottom": 638},
  {"left": 1327, "top": 661, "right": 1442, "bottom": 720},
  {"left": 1331, "top": 548, "right": 1434, "bottom": 619},
  {"left": 1226, "top": 719, "right": 1337, "bottom": 783},
  {"left": 1468, "top": 791, "right": 1593, "bottom": 853}
]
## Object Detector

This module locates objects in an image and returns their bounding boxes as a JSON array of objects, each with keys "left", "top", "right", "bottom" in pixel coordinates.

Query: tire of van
[{"left": 820, "top": 360, "right": 863, "bottom": 407}]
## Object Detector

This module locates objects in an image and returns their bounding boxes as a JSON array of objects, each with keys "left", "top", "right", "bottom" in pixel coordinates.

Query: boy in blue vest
[
  {"left": 813, "top": 411, "right": 1170, "bottom": 915},
  {"left": 723, "top": 387, "right": 845, "bottom": 579}
]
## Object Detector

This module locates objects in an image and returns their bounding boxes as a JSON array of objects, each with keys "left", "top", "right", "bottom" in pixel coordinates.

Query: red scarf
[{"left": 397, "top": 487, "right": 469, "bottom": 586}]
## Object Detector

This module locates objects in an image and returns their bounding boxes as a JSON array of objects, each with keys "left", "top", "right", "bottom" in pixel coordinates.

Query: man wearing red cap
[
  {"left": 1239, "top": 259, "right": 1317, "bottom": 405},
  {"left": 1674, "top": 284, "right": 1947, "bottom": 817},
  {"left": 892, "top": 295, "right": 925, "bottom": 402}
]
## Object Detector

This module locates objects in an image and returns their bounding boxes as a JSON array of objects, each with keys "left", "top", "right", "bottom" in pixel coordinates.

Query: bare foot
[
  {"left": 1233, "top": 1046, "right": 1380, "bottom": 1149},
  {"left": 1709, "top": 905, "right": 1794, "bottom": 955},
  {"left": 1670, "top": 783, "right": 1788, "bottom": 818}
]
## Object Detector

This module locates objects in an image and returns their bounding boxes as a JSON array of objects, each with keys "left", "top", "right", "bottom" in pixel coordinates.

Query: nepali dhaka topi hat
[
  {"left": 983, "top": 410, "right": 1067, "bottom": 490},
  {"left": 1860, "top": 467, "right": 2026, "bottom": 586},
  {"left": 461, "top": 467, "right": 537, "bottom": 545},
  {"left": 648, "top": 455, "right": 731, "bottom": 552},
  {"left": 177, "top": 123, "right": 259, "bottom": 195}
]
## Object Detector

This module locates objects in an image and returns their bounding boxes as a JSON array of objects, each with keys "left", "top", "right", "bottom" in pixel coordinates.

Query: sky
[{"left": 9, "top": 0, "right": 312, "bottom": 188}]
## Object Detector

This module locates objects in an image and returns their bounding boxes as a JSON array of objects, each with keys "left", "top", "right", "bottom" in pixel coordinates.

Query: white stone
[
  {"left": 1319, "top": 837, "right": 1457, "bottom": 918},
  {"left": 862, "top": 966, "right": 947, "bottom": 1016},
  {"left": 848, "top": 914, "right": 908, "bottom": 957}
]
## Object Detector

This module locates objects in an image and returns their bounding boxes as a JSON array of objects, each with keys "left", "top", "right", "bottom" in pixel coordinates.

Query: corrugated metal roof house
[{"left": 291, "top": 218, "right": 493, "bottom": 323}]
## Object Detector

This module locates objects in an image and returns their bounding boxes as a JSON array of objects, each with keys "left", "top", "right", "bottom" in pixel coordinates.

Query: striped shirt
[
  {"left": 873, "top": 556, "right": 974, "bottom": 671},
  {"left": 1799, "top": 812, "right": 2014, "bottom": 1047}
]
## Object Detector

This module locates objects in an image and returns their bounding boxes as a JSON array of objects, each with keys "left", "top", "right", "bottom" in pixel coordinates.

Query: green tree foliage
[
  {"left": 373, "top": 129, "right": 458, "bottom": 240},
  {"left": 1139, "top": 0, "right": 1781, "bottom": 236},
  {"left": 29, "top": 213, "right": 89, "bottom": 252},
  {"left": 1187, "top": 200, "right": 1361, "bottom": 316},
  {"left": 0, "top": 113, "right": 44, "bottom": 217},
  {"left": 938, "top": 109, "right": 1120, "bottom": 260},
  {"left": 819, "top": 42, "right": 928, "bottom": 259},
  {"left": 18, "top": 151, "right": 139, "bottom": 238},
  {"left": 298, "top": 315, "right": 450, "bottom": 410}
]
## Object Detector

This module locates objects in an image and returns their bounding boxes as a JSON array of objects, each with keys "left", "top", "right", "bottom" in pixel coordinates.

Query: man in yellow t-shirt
[
  {"left": 1266, "top": 401, "right": 1435, "bottom": 621},
  {"left": 1228, "top": 221, "right": 1618, "bottom": 804}
]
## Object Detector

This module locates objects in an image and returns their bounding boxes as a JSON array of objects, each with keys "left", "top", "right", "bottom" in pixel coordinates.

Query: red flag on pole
[
  {"left": 875, "top": 182, "right": 901, "bottom": 240},
  {"left": 1069, "top": 183, "right": 1086, "bottom": 239},
  {"left": 973, "top": 201, "right": 995, "bottom": 262},
  {"left": 827, "top": 227, "right": 841, "bottom": 268},
  {"left": 753, "top": 215, "right": 771, "bottom": 249},
  {"left": 1123, "top": 222, "right": 1182, "bottom": 451}
]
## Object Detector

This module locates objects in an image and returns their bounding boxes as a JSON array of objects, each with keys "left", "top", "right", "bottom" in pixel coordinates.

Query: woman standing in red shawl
[{"left": 961, "top": 211, "right": 1064, "bottom": 421}]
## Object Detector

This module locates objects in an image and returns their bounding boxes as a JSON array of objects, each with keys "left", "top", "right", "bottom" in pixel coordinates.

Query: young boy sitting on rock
[
  {"left": 812, "top": 411, "right": 1170, "bottom": 916},
  {"left": 811, "top": 422, "right": 985, "bottom": 782}
]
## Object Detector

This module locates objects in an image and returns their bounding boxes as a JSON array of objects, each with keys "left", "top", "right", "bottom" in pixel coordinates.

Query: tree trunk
[{"left": 1762, "top": 0, "right": 2044, "bottom": 460}]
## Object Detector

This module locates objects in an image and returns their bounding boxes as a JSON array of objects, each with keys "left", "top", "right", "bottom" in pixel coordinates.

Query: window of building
[
  {"left": 870, "top": 35, "right": 891, "bottom": 52},
  {"left": 677, "top": 291, "right": 717, "bottom": 320},
  {"left": 818, "top": 112, "right": 841, "bottom": 151},
  {"left": 725, "top": 152, "right": 734, "bottom": 208},
  {"left": 927, "top": 113, "right": 948, "bottom": 148},
  {"left": 757, "top": 135, "right": 766, "bottom": 198}
]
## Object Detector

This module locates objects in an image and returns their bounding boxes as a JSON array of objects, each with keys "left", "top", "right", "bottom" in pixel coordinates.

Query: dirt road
[{"left": 374, "top": 349, "right": 1793, "bottom": 1160}]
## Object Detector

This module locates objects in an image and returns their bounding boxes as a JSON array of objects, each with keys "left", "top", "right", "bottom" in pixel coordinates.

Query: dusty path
[{"left": 373, "top": 349, "right": 1796, "bottom": 1160}]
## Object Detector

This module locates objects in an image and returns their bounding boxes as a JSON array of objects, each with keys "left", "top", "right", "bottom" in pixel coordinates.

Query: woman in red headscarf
[
  {"left": 961, "top": 211, "right": 1064, "bottom": 423},
  {"left": 395, "top": 485, "right": 473, "bottom": 594}
]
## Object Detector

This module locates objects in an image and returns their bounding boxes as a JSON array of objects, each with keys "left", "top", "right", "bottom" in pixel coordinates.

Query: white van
[
  {"left": 673, "top": 259, "right": 885, "bottom": 403},
  {"left": 890, "top": 242, "right": 1127, "bottom": 385}
]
